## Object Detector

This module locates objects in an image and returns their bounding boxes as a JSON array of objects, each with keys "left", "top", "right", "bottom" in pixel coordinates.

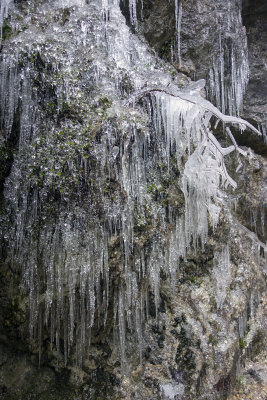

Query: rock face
[
  {"left": 125, "top": 0, "right": 249, "bottom": 115},
  {"left": 242, "top": 0, "right": 267, "bottom": 138},
  {"left": 0, "top": 1, "right": 266, "bottom": 400},
  {"left": 130, "top": 0, "right": 267, "bottom": 155}
]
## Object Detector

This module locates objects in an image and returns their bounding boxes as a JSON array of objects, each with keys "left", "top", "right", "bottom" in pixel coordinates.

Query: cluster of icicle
[
  {"left": 206, "top": 0, "right": 249, "bottom": 116},
  {"left": 128, "top": 0, "right": 247, "bottom": 116},
  {"left": 0, "top": 0, "right": 262, "bottom": 369},
  {"left": 127, "top": 0, "right": 183, "bottom": 67},
  {"left": 150, "top": 89, "right": 225, "bottom": 249},
  {"left": 0, "top": 53, "right": 37, "bottom": 147}
]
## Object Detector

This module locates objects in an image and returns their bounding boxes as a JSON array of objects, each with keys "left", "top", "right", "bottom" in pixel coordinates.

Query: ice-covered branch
[
  {"left": 130, "top": 83, "right": 261, "bottom": 137},
  {"left": 132, "top": 80, "right": 261, "bottom": 247},
  {"left": 126, "top": 79, "right": 262, "bottom": 191},
  {"left": 233, "top": 217, "right": 267, "bottom": 256}
]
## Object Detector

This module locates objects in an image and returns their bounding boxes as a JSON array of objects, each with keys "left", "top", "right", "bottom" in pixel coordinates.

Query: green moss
[
  {"left": 159, "top": 36, "right": 176, "bottom": 59},
  {"left": 208, "top": 334, "right": 218, "bottom": 346},
  {"left": 2, "top": 20, "right": 12, "bottom": 41},
  {"left": 239, "top": 337, "right": 247, "bottom": 350},
  {"left": 98, "top": 96, "right": 113, "bottom": 109},
  {"left": 54, "top": 8, "right": 71, "bottom": 25},
  {"left": 236, "top": 376, "right": 243, "bottom": 387}
]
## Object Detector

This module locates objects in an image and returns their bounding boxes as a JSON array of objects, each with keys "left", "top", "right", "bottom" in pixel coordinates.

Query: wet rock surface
[{"left": 229, "top": 351, "right": 267, "bottom": 400}]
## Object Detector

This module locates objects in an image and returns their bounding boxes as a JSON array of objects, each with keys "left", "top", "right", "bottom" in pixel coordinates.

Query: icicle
[
  {"left": 0, "top": 0, "right": 13, "bottom": 39},
  {"left": 175, "top": 0, "right": 183, "bottom": 67},
  {"left": 118, "top": 290, "right": 126, "bottom": 365},
  {"left": 238, "top": 307, "right": 248, "bottom": 338},
  {"left": 212, "top": 245, "right": 231, "bottom": 310},
  {"left": 207, "top": 1, "right": 249, "bottom": 116},
  {"left": 129, "top": 0, "right": 138, "bottom": 27},
  {"left": 257, "top": 119, "right": 267, "bottom": 143}
]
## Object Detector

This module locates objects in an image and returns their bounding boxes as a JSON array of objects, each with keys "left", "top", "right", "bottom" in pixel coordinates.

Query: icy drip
[
  {"left": 175, "top": 0, "right": 183, "bottom": 67},
  {"left": 126, "top": 0, "right": 145, "bottom": 27},
  {"left": 0, "top": 54, "right": 19, "bottom": 137},
  {"left": 238, "top": 306, "right": 249, "bottom": 339},
  {"left": 258, "top": 119, "right": 267, "bottom": 144},
  {"left": 212, "top": 245, "right": 231, "bottom": 309},
  {"left": 0, "top": 54, "right": 37, "bottom": 148},
  {"left": 129, "top": 0, "right": 138, "bottom": 26},
  {"left": 3, "top": 111, "right": 153, "bottom": 367},
  {"left": 21, "top": 215, "right": 110, "bottom": 363},
  {"left": 207, "top": 1, "right": 249, "bottom": 116},
  {"left": 208, "top": 42, "right": 249, "bottom": 116}
]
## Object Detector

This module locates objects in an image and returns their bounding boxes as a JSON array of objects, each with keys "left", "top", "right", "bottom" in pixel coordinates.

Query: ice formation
[
  {"left": 258, "top": 119, "right": 267, "bottom": 143},
  {"left": 206, "top": 0, "right": 249, "bottom": 116},
  {"left": 0, "top": 0, "right": 13, "bottom": 36},
  {"left": 213, "top": 245, "right": 231, "bottom": 310},
  {"left": 0, "top": 0, "right": 263, "bottom": 368},
  {"left": 125, "top": 0, "right": 248, "bottom": 115},
  {"left": 175, "top": 0, "right": 183, "bottom": 67},
  {"left": 128, "top": 0, "right": 183, "bottom": 66},
  {"left": 129, "top": 0, "right": 138, "bottom": 26}
]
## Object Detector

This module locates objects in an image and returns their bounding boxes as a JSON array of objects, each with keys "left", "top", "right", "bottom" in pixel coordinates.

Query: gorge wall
[{"left": 0, "top": 1, "right": 266, "bottom": 399}]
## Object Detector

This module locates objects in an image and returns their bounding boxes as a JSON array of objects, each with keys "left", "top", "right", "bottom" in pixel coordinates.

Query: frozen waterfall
[{"left": 0, "top": 0, "right": 262, "bottom": 370}]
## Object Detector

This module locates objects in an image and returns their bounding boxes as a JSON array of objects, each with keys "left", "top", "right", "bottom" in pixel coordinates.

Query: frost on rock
[{"left": 0, "top": 0, "right": 263, "bottom": 370}]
